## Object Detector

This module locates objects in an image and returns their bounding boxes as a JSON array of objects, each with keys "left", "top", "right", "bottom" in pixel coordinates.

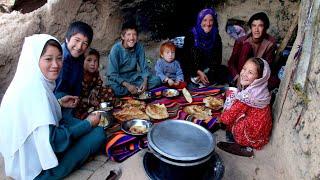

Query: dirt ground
[{"left": 0, "top": 129, "right": 278, "bottom": 180}]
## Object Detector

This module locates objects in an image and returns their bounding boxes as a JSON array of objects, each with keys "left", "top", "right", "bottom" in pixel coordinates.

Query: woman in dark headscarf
[{"left": 180, "top": 8, "right": 228, "bottom": 88}]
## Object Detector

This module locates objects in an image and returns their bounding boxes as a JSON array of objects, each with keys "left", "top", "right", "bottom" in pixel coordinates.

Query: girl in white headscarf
[{"left": 0, "top": 34, "right": 106, "bottom": 180}]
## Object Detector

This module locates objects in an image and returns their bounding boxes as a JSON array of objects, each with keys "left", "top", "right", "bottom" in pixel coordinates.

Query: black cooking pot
[{"left": 145, "top": 120, "right": 224, "bottom": 180}]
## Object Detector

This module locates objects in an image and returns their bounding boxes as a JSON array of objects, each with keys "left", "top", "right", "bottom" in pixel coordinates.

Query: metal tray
[
  {"left": 121, "top": 119, "right": 153, "bottom": 136},
  {"left": 133, "top": 91, "right": 153, "bottom": 101},
  {"left": 147, "top": 120, "right": 215, "bottom": 161},
  {"left": 162, "top": 88, "right": 180, "bottom": 98},
  {"left": 89, "top": 110, "right": 114, "bottom": 129}
]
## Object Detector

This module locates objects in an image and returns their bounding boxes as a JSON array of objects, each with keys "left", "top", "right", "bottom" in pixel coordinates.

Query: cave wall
[
  {"left": 272, "top": 0, "right": 320, "bottom": 179},
  {"left": 215, "top": 0, "right": 299, "bottom": 64},
  {"left": 0, "top": 0, "right": 299, "bottom": 99},
  {"left": 0, "top": 0, "right": 123, "bottom": 99}
]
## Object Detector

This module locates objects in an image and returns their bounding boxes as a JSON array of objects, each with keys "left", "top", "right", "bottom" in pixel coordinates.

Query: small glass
[{"left": 100, "top": 102, "right": 113, "bottom": 111}]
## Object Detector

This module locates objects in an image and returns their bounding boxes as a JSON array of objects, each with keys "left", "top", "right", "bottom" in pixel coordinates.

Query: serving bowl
[
  {"left": 121, "top": 119, "right": 153, "bottom": 136},
  {"left": 90, "top": 110, "right": 113, "bottom": 129},
  {"left": 162, "top": 88, "right": 180, "bottom": 98}
]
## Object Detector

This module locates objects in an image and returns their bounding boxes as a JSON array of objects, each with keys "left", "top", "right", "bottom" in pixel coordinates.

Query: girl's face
[
  {"left": 161, "top": 48, "right": 175, "bottom": 63},
  {"left": 84, "top": 54, "right": 99, "bottom": 73},
  {"left": 66, "top": 33, "right": 89, "bottom": 58},
  {"left": 201, "top": 14, "right": 214, "bottom": 33},
  {"left": 121, "top": 29, "right": 137, "bottom": 49},
  {"left": 39, "top": 45, "right": 63, "bottom": 81},
  {"left": 240, "top": 60, "right": 259, "bottom": 87}
]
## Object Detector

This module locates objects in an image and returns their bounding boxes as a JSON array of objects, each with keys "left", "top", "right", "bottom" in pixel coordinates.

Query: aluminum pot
[
  {"left": 147, "top": 120, "right": 215, "bottom": 166},
  {"left": 145, "top": 120, "right": 224, "bottom": 180}
]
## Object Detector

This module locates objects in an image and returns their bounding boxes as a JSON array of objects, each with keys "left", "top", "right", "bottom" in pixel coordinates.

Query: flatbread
[
  {"left": 183, "top": 105, "right": 212, "bottom": 120},
  {"left": 98, "top": 115, "right": 109, "bottom": 127},
  {"left": 113, "top": 106, "right": 149, "bottom": 122},
  {"left": 182, "top": 88, "right": 192, "bottom": 103},
  {"left": 121, "top": 99, "right": 146, "bottom": 111},
  {"left": 146, "top": 103, "right": 169, "bottom": 120},
  {"left": 203, "top": 96, "right": 224, "bottom": 110},
  {"left": 129, "top": 125, "right": 148, "bottom": 134}
]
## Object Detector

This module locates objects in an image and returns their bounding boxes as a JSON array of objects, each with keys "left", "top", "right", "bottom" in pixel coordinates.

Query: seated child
[
  {"left": 155, "top": 41, "right": 186, "bottom": 89},
  {"left": 107, "top": 20, "right": 161, "bottom": 96},
  {"left": 74, "top": 48, "right": 115, "bottom": 119},
  {"left": 217, "top": 57, "right": 272, "bottom": 157}
]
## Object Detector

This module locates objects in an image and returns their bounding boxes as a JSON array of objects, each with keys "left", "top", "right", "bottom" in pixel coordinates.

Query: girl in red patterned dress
[
  {"left": 74, "top": 48, "right": 115, "bottom": 119},
  {"left": 217, "top": 57, "right": 272, "bottom": 157}
]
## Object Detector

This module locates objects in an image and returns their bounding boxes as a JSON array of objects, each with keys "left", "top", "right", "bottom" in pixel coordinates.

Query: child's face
[
  {"left": 84, "top": 54, "right": 99, "bottom": 73},
  {"left": 66, "top": 33, "right": 89, "bottom": 58},
  {"left": 39, "top": 45, "right": 63, "bottom": 81},
  {"left": 161, "top": 48, "right": 175, "bottom": 62},
  {"left": 121, "top": 29, "right": 137, "bottom": 49},
  {"left": 240, "top": 60, "right": 259, "bottom": 87}
]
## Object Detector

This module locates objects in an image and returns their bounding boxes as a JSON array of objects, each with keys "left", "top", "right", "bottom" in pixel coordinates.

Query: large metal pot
[
  {"left": 147, "top": 120, "right": 215, "bottom": 166},
  {"left": 145, "top": 120, "right": 224, "bottom": 180}
]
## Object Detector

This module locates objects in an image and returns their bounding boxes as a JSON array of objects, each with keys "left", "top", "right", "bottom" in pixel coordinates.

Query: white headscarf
[{"left": 0, "top": 34, "right": 62, "bottom": 180}]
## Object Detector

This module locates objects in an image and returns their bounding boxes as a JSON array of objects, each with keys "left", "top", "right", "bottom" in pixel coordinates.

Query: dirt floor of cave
[{"left": 0, "top": 129, "right": 278, "bottom": 180}]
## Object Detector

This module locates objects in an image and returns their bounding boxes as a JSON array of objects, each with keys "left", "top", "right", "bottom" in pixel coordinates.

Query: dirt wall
[{"left": 0, "top": 0, "right": 123, "bottom": 99}]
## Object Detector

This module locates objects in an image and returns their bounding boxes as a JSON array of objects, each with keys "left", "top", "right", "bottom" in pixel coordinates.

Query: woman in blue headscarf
[{"left": 180, "top": 8, "right": 228, "bottom": 87}]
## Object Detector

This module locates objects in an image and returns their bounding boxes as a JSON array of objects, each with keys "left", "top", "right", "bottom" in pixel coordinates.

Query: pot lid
[{"left": 148, "top": 120, "right": 215, "bottom": 161}]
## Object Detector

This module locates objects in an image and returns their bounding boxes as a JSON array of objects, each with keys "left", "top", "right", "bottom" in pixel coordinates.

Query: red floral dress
[
  {"left": 220, "top": 100, "right": 272, "bottom": 149},
  {"left": 74, "top": 72, "right": 115, "bottom": 119}
]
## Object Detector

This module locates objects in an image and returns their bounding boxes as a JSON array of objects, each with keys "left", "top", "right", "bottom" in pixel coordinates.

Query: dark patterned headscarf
[{"left": 192, "top": 8, "right": 219, "bottom": 52}]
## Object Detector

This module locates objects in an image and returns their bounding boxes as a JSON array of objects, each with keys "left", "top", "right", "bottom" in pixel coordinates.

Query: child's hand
[
  {"left": 167, "top": 78, "right": 174, "bottom": 86},
  {"left": 139, "top": 78, "right": 148, "bottom": 93},
  {"left": 123, "top": 82, "right": 139, "bottom": 95},
  {"left": 174, "top": 81, "right": 180, "bottom": 86}
]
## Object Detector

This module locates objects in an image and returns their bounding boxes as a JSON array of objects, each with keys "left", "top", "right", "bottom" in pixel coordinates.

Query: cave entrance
[
  {"left": 121, "top": 0, "right": 213, "bottom": 40},
  {"left": 12, "top": 0, "right": 47, "bottom": 14}
]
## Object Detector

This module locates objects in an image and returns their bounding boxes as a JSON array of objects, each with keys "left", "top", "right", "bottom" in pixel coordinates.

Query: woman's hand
[
  {"left": 59, "top": 95, "right": 79, "bottom": 108},
  {"left": 86, "top": 112, "right": 101, "bottom": 127},
  {"left": 197, "top": 70, "right": 209, "bottom": 84}
]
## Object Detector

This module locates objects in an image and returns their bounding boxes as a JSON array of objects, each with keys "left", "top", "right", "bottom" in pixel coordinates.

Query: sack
[{"left": 170, "top": 36, "right": 185, "bottom": 48}]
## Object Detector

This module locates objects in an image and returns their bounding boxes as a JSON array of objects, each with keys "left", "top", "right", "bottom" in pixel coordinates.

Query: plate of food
[
  {"left": 121, "top": 99, "right": 146, "bottom": 111},
  {"left": 183, "top": 105, "right": 212, "bottom": 120},
  {"left": 90, "top": 110, "right": 113, "bottom": 129},
  {"left": 121, "top": 119, "right": 153, "bottom": 136},
  {"left": 203, "top": 96, "right": 224, "bottom": 110},
  {"left": 134, "top": 91, "right": 153, "bottom": 101},
  {"left": 162, "top": 88, "right": 180, "bottom": 98},
  {"left": 113, "top": 106, "right": 150, "bottom": 122},
  {"left": 145, "top": 103, "right": 169, "bottom": 120}
]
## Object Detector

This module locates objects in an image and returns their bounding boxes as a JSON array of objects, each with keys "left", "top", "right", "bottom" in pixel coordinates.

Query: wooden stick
[{"left": 274, "top": 13, "right": 299, "bottom": 64}]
